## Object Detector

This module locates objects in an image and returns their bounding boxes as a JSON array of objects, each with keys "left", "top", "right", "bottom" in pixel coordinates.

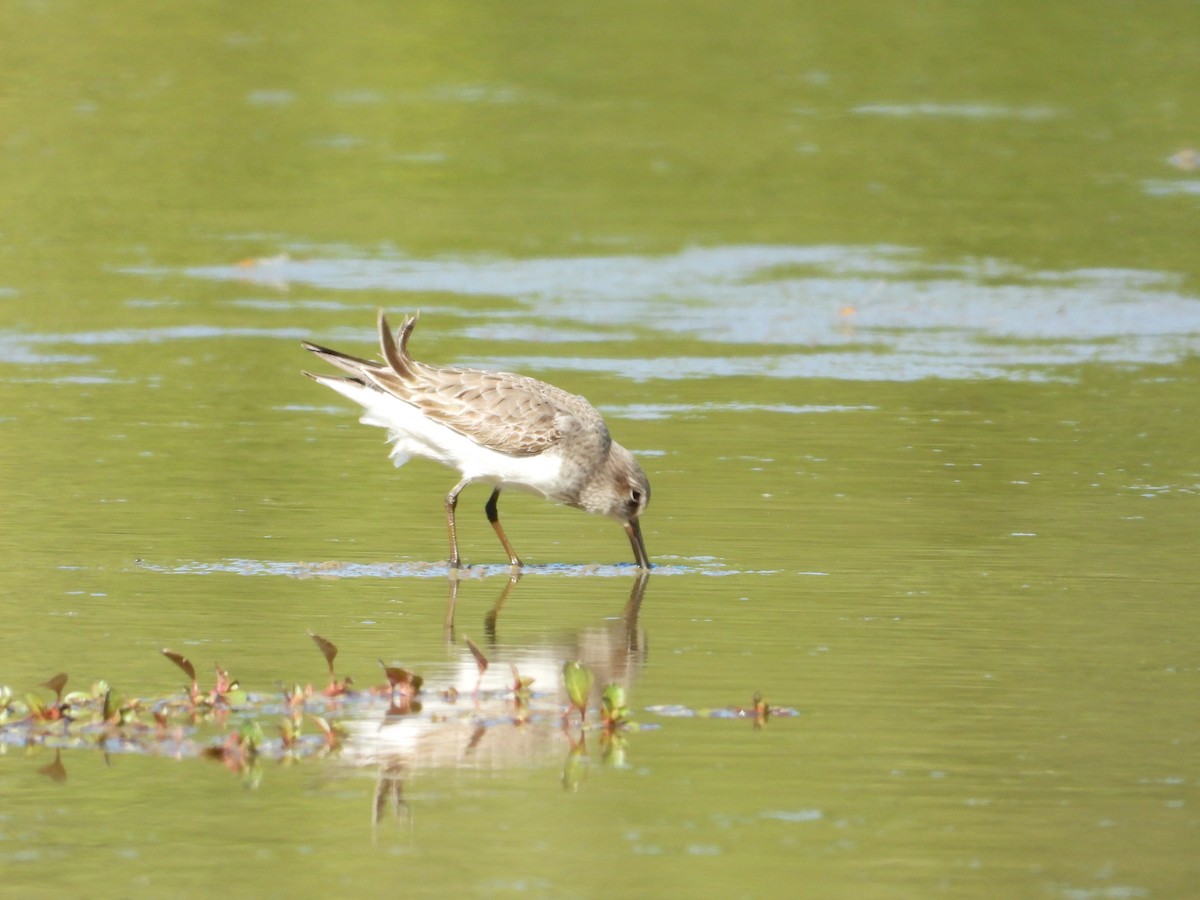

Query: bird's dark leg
[
  {"left": 484, "top": 569, "right": 522, "bottom": 642},
  {"left": 484, "top": 488, "right": 523, "bottom": 568},
  {"left": 445, "top": 477, "right": 472, "bottom": 569}
]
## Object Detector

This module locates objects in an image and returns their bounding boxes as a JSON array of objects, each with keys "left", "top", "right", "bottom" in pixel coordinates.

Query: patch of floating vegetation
[{"left": 1, "top": 635, "right": 791, "bottom": 788}]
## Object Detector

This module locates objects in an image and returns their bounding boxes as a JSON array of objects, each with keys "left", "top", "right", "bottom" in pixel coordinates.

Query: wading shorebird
[{"left": 302, "top": 312, "right": 651, "bottom": 570}]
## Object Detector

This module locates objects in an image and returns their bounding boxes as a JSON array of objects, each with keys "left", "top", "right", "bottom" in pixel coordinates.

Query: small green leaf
[
  {"left": 278, "top": 717, "right": 299, "bottom": 747},
  {"left": 102, "top": 688, "right": 124, "bottom": 724},
  {"left": 561, "top": 733, "right": 589, "bottom": 791},
  {"left": 562, "top": 661, "right": 594, "bottom": 718},
  {"left": 509, "top": 664, "right": 534, "bottom": 700},
  {"left": 239, "top": 719, "right": 264, "bottom": 751},
  {"left": 601, "top": 683, "right": 629, "bottom": 725},
  {"left": 600, "top": 730, "right": 629, "bottom": 768}
]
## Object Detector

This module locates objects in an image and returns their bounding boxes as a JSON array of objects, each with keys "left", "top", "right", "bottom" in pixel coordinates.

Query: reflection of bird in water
[
  {"left": 372, "top": 761, "right": 411, "bottom": 833},
  {"left": 302, "top": 312, "right": 652, "bottom": 569},
  {"left": 448, "top": 570, "right": 648, "bottom": 697},
  {"left": 345, "top": 573, "right": 649, "bottom": 792}
]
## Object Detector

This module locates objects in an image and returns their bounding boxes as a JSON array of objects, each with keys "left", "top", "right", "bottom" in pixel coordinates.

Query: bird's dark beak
[{"left": 624, "top": 518, "right": 650, "bottom": 570}]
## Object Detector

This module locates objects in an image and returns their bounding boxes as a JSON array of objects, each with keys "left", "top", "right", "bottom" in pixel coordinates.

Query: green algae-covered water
[{"left": 2, "top": 3, "right": 1199, "bottom": 897}]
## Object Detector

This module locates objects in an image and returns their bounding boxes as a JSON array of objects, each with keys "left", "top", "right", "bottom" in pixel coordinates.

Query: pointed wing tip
[
  {"left": 377, "top": 310, "right": 420, "bottom": 378},
  {"left": 377, "top": 309, "right": 419, "bottom": 336}
]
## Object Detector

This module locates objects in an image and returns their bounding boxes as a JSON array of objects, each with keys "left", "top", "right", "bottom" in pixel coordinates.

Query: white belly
[{"left": 325, "top": 379, "right": 565, "bottom": 498}]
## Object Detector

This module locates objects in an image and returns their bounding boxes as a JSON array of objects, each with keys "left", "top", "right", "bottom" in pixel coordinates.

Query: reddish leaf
[
  {"left": 213, "top": 664, "right": 234, "bottom": 696},
  {"left": 282, "top": 683, "right": 311, "bottom": 707},
  {"left": 308, "top": 632, "right": 338, "bottom": 675},
  {"left": 321, "top": 675, "right": 353, "bottom": 698},
  {"left": 510, "top": 663, "right": 534, "bottom": 692},
  {"left": 38, "top": 751, "right": 67, "bottom": 783},
  {"left": 378, "top": 660, "right": 423, "bottom": 693},
  {"left": 41, "top": 673, "right": 68, "bottom": 703},
  {"left": 25, "top": 693, "right": 51, "bottom": 721},
  {"left": 753, "top": 691, "right": 770, "bottom": 730},
  {"left": 309, "top": 715, "right": 345, "bottom": 750},
  {"left": 160, "top": 649, "right": 197, "bottom": 683},
  {"left": 464, "top": 637, "right": 488, "bottom": 676}
]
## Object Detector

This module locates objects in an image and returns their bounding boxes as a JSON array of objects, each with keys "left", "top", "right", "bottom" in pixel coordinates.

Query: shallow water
[{"left": 3, "top": 2, "right": 1200, "bottom": 898}]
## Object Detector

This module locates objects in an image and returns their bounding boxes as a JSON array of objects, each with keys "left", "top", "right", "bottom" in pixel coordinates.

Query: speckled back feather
[{"left": 304, "top": 312, "right": 611, "bottom": 458}]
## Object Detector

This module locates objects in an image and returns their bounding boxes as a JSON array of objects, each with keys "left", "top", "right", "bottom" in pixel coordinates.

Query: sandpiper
[{"left": 302, "top": 312, "right": 651, "bottom": 570}]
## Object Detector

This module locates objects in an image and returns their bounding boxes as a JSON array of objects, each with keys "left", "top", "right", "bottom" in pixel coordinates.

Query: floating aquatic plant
[
  {"left": 309, "top": 631, "right": 354, "bottom": 696},
  {"left": 561, "top": 660, "right": 594, "bottom": 723},
  {"left": 0, "top": 637, "right": 793, "bottom": 790},
  {"left": 600, "top": 683, "right": 629, "bottom": 728},
  {"left": 464, "top": 636, "right": 488, "bottom": 695}
]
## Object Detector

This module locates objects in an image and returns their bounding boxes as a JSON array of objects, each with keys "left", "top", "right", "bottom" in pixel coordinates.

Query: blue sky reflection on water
[
  {"left": 111, "top": 243, "right": 1200, "bottom": 383},
  {"left": 8, "top": 243, "right": 1198, "bottom": 383}
]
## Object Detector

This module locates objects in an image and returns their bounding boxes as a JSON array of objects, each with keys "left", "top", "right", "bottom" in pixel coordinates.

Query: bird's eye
[{"left": 631, "top": 489, "right": 642, "bottom": 503}]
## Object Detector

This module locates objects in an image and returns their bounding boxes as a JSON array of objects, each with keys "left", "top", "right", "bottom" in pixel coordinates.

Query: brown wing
[
  {"left": 306, "top": 312, "right": 609, "bottom": 457},
  {"left": 400, "top": 366, "right": 608, "bottom": 456}
]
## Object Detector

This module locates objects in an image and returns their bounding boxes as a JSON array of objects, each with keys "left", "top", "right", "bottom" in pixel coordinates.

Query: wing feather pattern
[{"left": 304, "top": 312, "right": 609, "bottom": 458}]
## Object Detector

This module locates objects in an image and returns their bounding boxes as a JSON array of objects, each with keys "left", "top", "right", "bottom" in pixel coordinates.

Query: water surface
[{"left": 2, "top": 2, "right": 1199, "bottom": 898}]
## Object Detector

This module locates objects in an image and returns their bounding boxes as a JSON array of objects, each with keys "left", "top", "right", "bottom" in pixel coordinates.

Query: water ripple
[{"left": 135, "top": 557, "right": 786, "bottom": 579}]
